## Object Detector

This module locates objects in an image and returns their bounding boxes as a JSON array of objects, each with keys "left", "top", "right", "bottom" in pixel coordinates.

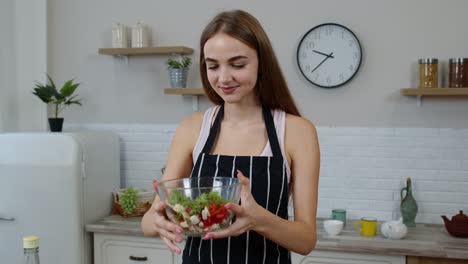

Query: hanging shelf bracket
[
  {"left": 116, "top": 54, "right": 128, "bottom": 64},
  {"left": 192, "top": 96, "right": 199, "bottom": 112},
  {"left": 416, "top": 95, "right": 422, "bottom": 106},
  {"left": 182, "top": 95, "right": 199, "bottom": 111}
]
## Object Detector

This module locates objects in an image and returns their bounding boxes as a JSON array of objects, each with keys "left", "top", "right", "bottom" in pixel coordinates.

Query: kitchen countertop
[{"left": 85, "top": 216, "right": 468, "bottom": 259}]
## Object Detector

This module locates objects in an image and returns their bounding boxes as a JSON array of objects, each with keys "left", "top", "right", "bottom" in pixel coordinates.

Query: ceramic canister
[
  {"left": 131, "top": 22, "right": 149, "bottom": 48},
  {"left": 112, "top": 23, "right": 128, "bottom": 48}
]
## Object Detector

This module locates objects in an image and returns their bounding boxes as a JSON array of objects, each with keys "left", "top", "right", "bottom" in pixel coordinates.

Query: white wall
[
  {"left": 49, "top": 0, "right": 468, "bottom": 127},
  {"left": 14, "top": 0, "right": 48, "bottom": 131},
  {"left": 0, "top": 0, "right": 16, "bottom": 132},
  {"left": 0, "top": 0, "right": 47, "bottom": 132},
  {"left": 67, "top": 124, "right": 468, "bottom": 224}
]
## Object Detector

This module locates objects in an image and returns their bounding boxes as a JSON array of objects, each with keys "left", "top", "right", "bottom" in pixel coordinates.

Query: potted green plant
[
  {"left": 166, "top": 56, "right": 191, "bottom": 88},
  {"left": 32, "top": 74, "right": 82, "bottom": 132},
  {"left": 119, "top": 187, "right": 138, "bottom": 215},
  {"left": 112, "top": 187, "right": 155, "bottom": 217}
]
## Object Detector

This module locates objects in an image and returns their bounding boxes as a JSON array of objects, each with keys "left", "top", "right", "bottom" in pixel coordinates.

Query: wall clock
[{"left": 296, "top": 23, "right": 362, "bottom": 88}]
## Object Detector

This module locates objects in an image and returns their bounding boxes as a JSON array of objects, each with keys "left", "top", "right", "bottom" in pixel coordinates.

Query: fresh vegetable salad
[{"left": 166, "top": 190, "right": 235, "bottom": 235}]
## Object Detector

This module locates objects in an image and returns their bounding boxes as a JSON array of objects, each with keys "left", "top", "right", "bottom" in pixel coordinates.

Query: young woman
[{"left": 142, "top": 9, "right": 320, "bottom": 264}]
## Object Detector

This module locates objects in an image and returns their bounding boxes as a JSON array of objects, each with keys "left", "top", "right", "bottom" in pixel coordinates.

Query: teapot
[
  {"left": 441, "top": 210, "right": 468, "bottom": 237},
  {"left": 381, "top": 217, "right": 408, "bottom": 239}
]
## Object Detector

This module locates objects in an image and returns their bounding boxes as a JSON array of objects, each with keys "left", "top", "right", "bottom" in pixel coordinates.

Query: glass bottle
[
  {"left": 400, "top": 177, "right": 418, "bottom": 227},
  {"left": 23, "top": 236, "right": 40, "bottom": 264},
  {"left": 418, "top": 58, "right": 438, "bottom": 88}
]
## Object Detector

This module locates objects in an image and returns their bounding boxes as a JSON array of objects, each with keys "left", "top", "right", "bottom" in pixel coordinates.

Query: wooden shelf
[
  {"left": 401, "top": 88, "right": 468, "bottom": 96},
  {"left": 164, "top": 88, "right": 205, "bottom": 95},
  {"left": 99, "top": 46, "right": 201, "bottom": 110},
  {"left": 401, "top": 87, "right": 468, "bottom": 106},
  {"left": 98, "top": 46, "right": 194, "bottom": 56},
  {"left": 164, "top": 88, "right": 205, "bottom": 111}
]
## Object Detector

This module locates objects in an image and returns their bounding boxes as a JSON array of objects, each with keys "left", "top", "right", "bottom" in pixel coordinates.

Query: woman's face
[{"left": 203, "top": 33, "right": 259, "bottom": 104}]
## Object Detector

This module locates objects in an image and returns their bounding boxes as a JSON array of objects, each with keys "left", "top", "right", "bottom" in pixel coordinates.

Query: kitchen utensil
[
  {"left": 381, "top": 217, "right": 408, "bottom": 239},
  {"left": 331, "top": 209, "right": 346, "bottom": 226},
  {"left": 401, "top": 177, "right": 418, "bottom": 227},
  {"left": 418, "top": 58, "right": 438, "bottom": 88},
  {"left": 354, "top": 217, "right": 377, "bottom": 236},
  {"left": 441, "top": 210, "right": 468, "bottom": 237},
  {"left": 323, "top": 220, "right": 344, "bottom": 236},
  {"left": 112, "top": 23, "right": 128, "bottom": 48},
  {"left": 131, "top": 21, "right": 149, "bottom": 48},
  {"left": 157, "top": 177, "right": 241, "bottom": 237}
]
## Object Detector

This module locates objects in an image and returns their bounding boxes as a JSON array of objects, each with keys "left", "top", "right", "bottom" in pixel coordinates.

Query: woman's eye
[
  {"left": 207, "top": 65, "right": 218, "bottom": 70},
  {"left": 232, "top": 64, "right": 245, "bottom": 68}
]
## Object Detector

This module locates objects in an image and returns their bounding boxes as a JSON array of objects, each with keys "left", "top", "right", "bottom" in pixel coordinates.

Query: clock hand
[
  {"left": 311, "top": 52, "right": 334, "bottom": 73},
  {"left": 313, "top": 50, "right": 335, "bottom": 59}
]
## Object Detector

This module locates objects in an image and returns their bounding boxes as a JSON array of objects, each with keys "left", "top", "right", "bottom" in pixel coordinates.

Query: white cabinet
[
  {"left": 93, "top": 233, "right": 180, "bottom": 264},
  {"left": 93, "top": 233, "right": 406, "bottom": 264},
  {"left": 291, "top": 250, "right": 405, "bottom": 264}
]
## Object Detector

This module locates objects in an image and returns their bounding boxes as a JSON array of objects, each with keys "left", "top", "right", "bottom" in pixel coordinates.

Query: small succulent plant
[{"left": 166, "top": 57, "right": 192, "bottom": 69}]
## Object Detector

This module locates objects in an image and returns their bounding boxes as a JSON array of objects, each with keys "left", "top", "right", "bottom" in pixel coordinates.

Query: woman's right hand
[
  {"left": 152, "top": 201, "right": 184, "bottom": 254},
  {"left": 142, "top": 180, "right": 184, "bottom": 255}
]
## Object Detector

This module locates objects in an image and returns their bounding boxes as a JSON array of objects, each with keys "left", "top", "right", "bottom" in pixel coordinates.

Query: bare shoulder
[
  {"left": 171, "top": 111, "right": 205, "bottom": 152},
  {"left": 284, "top": 114, "right": 319, "bottom": 154},
  {"left": 285, "top": 114, "right": 318, "bottom": 139},
  {"left": 162, "top": 111, "right": 206, "bottom": 181},
  {"left": 177, "top": 111, "right": 204, "bottom": 133}
]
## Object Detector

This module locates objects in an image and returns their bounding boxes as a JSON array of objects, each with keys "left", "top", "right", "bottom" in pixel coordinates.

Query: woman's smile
[{"left": 219, "top": 85, "right": 240, "bottom": 94}]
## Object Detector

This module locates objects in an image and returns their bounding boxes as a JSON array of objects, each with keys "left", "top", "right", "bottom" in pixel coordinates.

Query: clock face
[{"left": 297, "top": 23, "right": 362, "bottom": 88}]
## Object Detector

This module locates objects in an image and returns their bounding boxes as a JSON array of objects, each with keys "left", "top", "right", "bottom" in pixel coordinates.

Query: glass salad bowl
[{"left": 157, "top": 177, "right": 241, "bottom": 237}]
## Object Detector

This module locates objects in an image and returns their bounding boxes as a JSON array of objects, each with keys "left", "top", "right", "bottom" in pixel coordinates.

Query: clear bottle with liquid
[{"left": 23, "top": 236, "right": 40, "bottom": 264}]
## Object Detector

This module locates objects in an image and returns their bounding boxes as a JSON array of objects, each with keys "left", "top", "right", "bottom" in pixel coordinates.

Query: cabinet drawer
[
  {"left": 291, "top": 250, "right": 405, "bottom": 264},
  {"left": 94, "top": 234, "right": 178, "bottom": 264}
]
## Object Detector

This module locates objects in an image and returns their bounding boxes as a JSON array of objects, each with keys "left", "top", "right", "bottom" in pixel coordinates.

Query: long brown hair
[{"left": 199, "top": 10, "right": 300, "bottom": 116}]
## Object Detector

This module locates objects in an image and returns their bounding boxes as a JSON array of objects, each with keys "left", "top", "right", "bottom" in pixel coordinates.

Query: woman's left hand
[{"left": 202, "top": 170, "right": 263, "bottom": 240}]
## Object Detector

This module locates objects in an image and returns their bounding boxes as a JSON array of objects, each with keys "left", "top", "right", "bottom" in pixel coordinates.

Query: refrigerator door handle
[{"left": 0, "top": 215, "right": 15, "bottom": 221}]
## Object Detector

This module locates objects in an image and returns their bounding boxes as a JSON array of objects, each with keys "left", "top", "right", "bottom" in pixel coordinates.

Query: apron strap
[
  {"left": 201, "top": 104, "right": 283, "bottom": 158},
  {"left": 262, "top": 105, "right": 283, "bottom": 158},
  {"left": 202, "top": 105, "right": 224, "bottom": 154}
]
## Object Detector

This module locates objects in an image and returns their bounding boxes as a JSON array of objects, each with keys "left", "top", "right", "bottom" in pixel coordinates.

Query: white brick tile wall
[{"left": 66, "top": 124, "right": 468, "bottom": 224}]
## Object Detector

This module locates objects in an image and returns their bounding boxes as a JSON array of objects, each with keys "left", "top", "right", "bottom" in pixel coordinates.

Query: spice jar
[
  {"left": 448, "top": 58, "right": 466, "bottom": 88},
  {"left": 464, "top": 58, "right": 468, "bottom": 87},
  {"left": 418, "top": 58, "right": 438, "bottom": 88}
]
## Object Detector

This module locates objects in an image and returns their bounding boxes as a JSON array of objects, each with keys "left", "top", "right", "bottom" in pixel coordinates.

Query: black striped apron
[{"left": 182, "top": 105, "right": 291, "bottom": 264}]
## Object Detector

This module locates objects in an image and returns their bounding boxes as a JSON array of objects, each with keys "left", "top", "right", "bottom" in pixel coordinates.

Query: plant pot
[
  {"left": 48, "top": 118, "right": 64, "bottom": 132},
  {"left": 112, "top": 188, "right": 156, "bottom": 218},
  {"left": 168, "top": 68, "right": 188, "bottom": 88}
]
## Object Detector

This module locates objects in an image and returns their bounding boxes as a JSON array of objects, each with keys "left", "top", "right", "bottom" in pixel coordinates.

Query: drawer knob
[{"left": 129, "top": 255, "right": 148, "bottom": 261}]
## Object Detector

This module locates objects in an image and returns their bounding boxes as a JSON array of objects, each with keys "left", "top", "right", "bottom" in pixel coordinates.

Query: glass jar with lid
[
  {"left": 418, "top": 58, "right": 438, "bottom": 88},
  {"left": 448, "top": 58, "right": 467, "bottom": 88}
]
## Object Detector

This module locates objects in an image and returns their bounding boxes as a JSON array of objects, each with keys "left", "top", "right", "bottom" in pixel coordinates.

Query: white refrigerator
[{"left": 0, "top": 132, "right": 121, "bottom": 263}]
